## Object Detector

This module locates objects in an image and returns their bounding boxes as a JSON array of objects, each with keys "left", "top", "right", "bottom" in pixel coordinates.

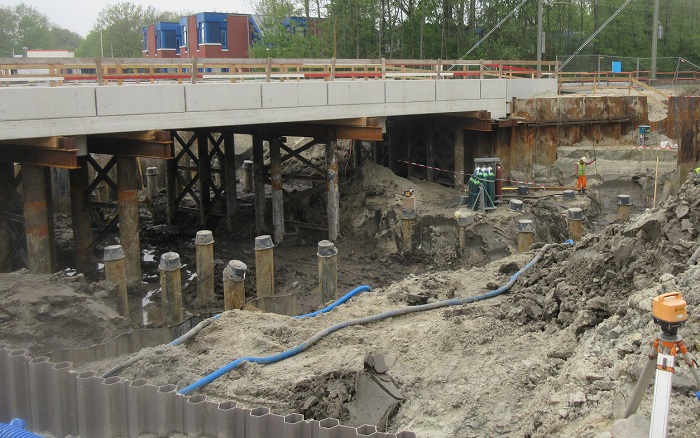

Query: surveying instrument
[{"left": 623, "top": 292, "right": 700, "bottom": 437}]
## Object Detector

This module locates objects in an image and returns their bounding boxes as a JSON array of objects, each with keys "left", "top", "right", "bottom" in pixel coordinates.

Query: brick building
[{"left": 143, "top": 13, "right": 318, "bottom": 59}]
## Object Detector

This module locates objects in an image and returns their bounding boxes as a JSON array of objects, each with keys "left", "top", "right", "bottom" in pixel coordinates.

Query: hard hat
[{"left": 580, "top": 157, "right": 586, "bottom": 161}]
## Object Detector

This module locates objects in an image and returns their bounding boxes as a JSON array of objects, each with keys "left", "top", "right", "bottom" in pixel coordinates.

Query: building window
[
  {"left": 221, "top": 29, "right": 228, "bottom": 49},
  {"left": 198, "top": 22, "right": 204, "bottom": 47},
  {"left": 182, "top": 25, "right": 188, "bottom": 49},
  {"left": 143, "top": 27, "right": 148, "bottom": 51}
]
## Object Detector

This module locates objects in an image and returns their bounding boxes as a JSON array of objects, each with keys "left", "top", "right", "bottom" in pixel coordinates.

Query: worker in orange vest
[{"left": 575, "top": 156, "right": 596, "bottom": 193}]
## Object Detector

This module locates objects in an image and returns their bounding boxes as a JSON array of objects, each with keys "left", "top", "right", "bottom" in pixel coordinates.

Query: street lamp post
[{"left": 651, "top": 0, "right": 660, "bottom": 81}]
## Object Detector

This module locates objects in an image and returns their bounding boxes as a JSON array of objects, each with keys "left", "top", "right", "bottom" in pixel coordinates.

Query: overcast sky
[{"left": 5, "top": 0, "right": 255, "bottom": 37}]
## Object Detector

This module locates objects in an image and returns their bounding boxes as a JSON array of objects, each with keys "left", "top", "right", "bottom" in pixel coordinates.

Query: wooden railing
[
  {"left": 558, "top": 69, "right": 700, "bottom": 96},
  {"left": 0, "top": 57, "right": 560, "bottom": 86}
]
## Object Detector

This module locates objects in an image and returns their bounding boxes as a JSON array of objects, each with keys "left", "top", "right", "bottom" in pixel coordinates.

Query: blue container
[{"left": 639, "top": 125, "right": 650, "bottom": 135}]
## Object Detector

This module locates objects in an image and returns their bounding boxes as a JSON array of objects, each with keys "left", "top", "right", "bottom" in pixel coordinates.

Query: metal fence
[{"left": 556, "top": 54, "right": 700, "bottom": 83}]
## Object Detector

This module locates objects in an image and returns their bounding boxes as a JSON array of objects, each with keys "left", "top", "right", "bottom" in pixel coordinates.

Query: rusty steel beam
[
  {"left": 310, "top": 117, "right": 385, "bottom": 128},
  {"left": 100, "top": 130, "right": 171, "bottom": 142},
  {"left": 497, "top": 119, "right": 521, "bottom": 128},
  {"left": 87, "top": 137, "right": 173, "bottom": 158},
  {"left": 0, "top": 137, "right": 61, "bottom": 148},
  {"left": 237, "top": 124, "right": 383, "bottom": 141},
  {"left": 428, "top": 116, "right": 493, "bottom": 131},
  {"left": 0, "top": 145, "right": 78, "bottom": 168}
]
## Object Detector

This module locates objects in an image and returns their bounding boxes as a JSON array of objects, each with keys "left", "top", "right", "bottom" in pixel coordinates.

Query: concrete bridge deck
[{"left": 0, "top": 78, "right": 555, "bottom": 141}]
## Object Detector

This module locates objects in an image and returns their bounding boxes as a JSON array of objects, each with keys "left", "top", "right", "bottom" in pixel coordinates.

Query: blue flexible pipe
[
  {"left": 103, "top": 285, "right": 369, "bottom": 378},
  {"left": 294, "top": 285, "right": 371, "bottom": 319},
  {"left": 178, "top": 242, "right": 570, "bottom": 395},
  {"left": 0, "top": 419, "right": 43, "bottom": 438}
]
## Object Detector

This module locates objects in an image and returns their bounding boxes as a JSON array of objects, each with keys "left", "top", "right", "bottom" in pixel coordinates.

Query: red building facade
[{"left": 143, "top": 13, "right": 254, "bottom": 59}]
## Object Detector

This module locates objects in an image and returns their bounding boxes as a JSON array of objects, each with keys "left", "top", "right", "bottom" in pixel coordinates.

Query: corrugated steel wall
[
  {"left": 0, "top": 345, "right": 416, "bottom": 438},
  {"left": 505, "top": 95, "right": 649, "bottom": 178},
  {"left": 668, "top": 96, "right": 700, "bottom": 182}
]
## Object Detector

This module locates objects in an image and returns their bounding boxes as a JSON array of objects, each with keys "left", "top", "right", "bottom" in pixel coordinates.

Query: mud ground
[{"left": 1, "top": 117, "right": 699, "bottom": 437}]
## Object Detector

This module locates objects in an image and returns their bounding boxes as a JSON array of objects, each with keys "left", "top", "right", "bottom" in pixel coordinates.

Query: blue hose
[
  {"left": 178, "top": 242, "right": 570, "bottom": 395},
  {"left": 294, "top": 285, "right": 371, "bottom": 319},
  {"left": 104, "top": 285, "right": 369, "bottom": 379},
  {"left": 0, "top": 419, "right": 43, "bottom": 438}
]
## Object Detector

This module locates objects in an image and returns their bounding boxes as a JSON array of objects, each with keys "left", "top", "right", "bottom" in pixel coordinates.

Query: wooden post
[
  {"left": 517, "top": 219, "right": 535, "bottom": 253},
  {"left": 270, "top": 138, "right": 285, "bottom": 244},
  {"left": 454, "top": 210, "right": 474, "bottom": 253},
  {"left": 159, "top": 252, "right": 183, "bottom": 325},
  {"left": 22, "top": 165, "right": 54, "bottom": 274},
  {"left": 567, "top": 208, "right": 584, "bottom": 242},
  {"left": 242, "top": 160, "right": 254, "bottom": 193},
  {"left": 104, "top": 245, "right": 128, "bottom": 316},
  {"left": 326, "top": 140, "right": 339, "bottom": 241},
  {"left": 223, "top": 260, "right": 247, "bottom": 311},
  {"left": 318, "top": 240, "right": 338, "bottom": 305},
  {"left": 617, "top": 195, "right": 631, "bottom": 222},
  {"left": 402, "top": 192, "right": 417, "bottom": 252},
  {"left": 255, "top": 235, "right": 274, "bottom": 310},
  {"left": 195, "top": 230, "right": 215, "bottom": 305},
  {"left": 145, "top": 166, "right": 159, "bottom": 204},
  {"left": 117, "top": 157, "right": 141, "bottom": 284}
]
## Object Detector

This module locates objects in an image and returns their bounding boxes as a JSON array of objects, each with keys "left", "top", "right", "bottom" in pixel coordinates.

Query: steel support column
[
  {"left": 165, "top": 156, "right": 177, "bottom": 225},
  {"left": 117, "top": 157, "right": 141, "bottom": 284},
  {"left": 454, "top": 129, "right": 465, "bottom": 188},
  {"left": 22, "top": 165, "right": 55, "bottom": 274},
  {"left": 0, "top": 162, "right": 16, "bottom": 272},
  {"left": 352, "top": 140, "right": 362, "bottom": 169},
  {"left": 197, "top": 131, "right": 211, "bottom": 227},
  {"left": 253, "top": 133, "right": 266, "bottom": 236},
  {"left": 69, "top": 156, "right": 93, "bottom": 273},
  {"left": 270, "top": 138, "right": 284, "bottom": 244},
  {"left": 426, "top": 129, "right": 435, "bottom": 182},
  {"left": 406, "top": 125, "right": 414, "bottom": 179},
  {"left": 222, "top": 130, "right": 237, "bottom": 232},
  {"left": 326, "top": 140, "right": 339, "bottom": 241}
]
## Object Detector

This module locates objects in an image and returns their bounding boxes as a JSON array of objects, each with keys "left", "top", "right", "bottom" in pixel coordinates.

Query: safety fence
[
  {"left": 0, "top": 57, "right": 558, "bottom": 87},
  {"left": 556, "top": 54, "right": 700, "bottom": 87},
  {"left": 0, "top": 345, "right": 416, "bottom": 438}
]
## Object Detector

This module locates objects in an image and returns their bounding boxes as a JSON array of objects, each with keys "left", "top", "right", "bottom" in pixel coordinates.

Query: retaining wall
[{"left": 1, "top": 344, "right": 415, "bottom": 437}]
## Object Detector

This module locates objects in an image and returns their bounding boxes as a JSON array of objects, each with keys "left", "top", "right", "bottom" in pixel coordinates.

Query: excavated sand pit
[{"left": 1, "top": 131, "right": 699, "bottom": 437}]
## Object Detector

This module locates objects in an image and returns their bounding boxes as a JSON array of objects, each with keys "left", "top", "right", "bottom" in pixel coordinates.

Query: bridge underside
[{"left": 0, "top": 94, "right": 695, "bottom": 278}]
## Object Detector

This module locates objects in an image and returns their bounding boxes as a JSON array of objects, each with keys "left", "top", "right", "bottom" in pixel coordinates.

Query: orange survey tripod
[{"left": 623, "top": 293, "right": 700, "bottom": 438}]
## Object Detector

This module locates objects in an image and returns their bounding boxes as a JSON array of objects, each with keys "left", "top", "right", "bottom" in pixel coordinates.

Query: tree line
[{"left": 1, "top": 0, "right": 699, "bottom": 69}]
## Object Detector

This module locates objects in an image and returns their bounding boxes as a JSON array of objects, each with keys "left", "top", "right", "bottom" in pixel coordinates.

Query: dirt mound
[
  {"left": 89, "top": 174, "right": 700, "bottom": 437},
  {"left": 510, "top": 173, "right": 700, "bottom": 332},
  {"left": 0, "top": 270, "right": 132, "bottom": 354},
  {"left": 341, "top": 161, "right": 571, "bottom": 266}
]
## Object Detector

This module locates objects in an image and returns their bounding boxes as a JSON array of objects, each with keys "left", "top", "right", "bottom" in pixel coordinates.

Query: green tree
[
  {"left": 249, "top": 0, "right": 321, "bottom": 57},
  {"left": 76, "top": 2, "right": 179, "bottom": 58},
  {"left": 0, "top": 3, "right": 84, "bottom": 57},
  {"left": 0, "top": 6, "right": 18, "bottom": 56},
  {"left": 14, "top": 3, "right": 53, "bottom": 50}
]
